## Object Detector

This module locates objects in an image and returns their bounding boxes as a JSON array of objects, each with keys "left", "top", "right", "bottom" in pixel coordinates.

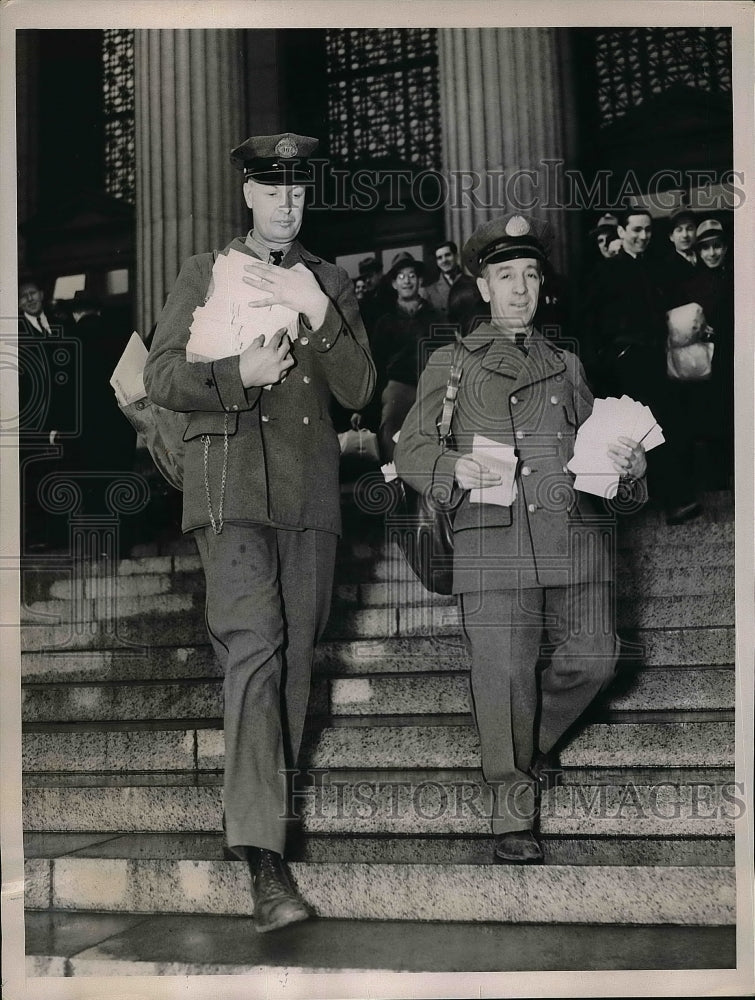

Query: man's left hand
[
  {"left": 608, "top": 436, "right": 647, "bottom": 479},
  {"left": 243, "top": 261, "right": 328, "bottom": 330}
]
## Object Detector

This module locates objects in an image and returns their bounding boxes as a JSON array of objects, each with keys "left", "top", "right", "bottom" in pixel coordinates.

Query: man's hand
[
  {"left": 454, "top": 453, "right": 502, "bottom": 490},
  {"left": 238, "top": 329, "right": 295, "bottom": 388},
  {"left": 607, "top": 436, "right": 647, "bottom": 479},
  {"left": 243, "top": 261, "right": 328, "bottom": 330}
]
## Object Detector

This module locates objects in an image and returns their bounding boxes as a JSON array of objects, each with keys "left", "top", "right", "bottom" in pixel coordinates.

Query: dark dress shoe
[
  {"left": 250, "top": 849, "right": 310, "bottom": 933},
  {"left": 666, "top": 501, "right": 702, "bottom": 526},
  {"left": 529, "top": 749, "right": 562, "bottom": 791},
  {"left": 494, "top": 829, "right": 544, "bottom": 863}
]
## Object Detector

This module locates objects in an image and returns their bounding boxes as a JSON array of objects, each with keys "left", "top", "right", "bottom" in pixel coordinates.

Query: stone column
[
  {"left": 438, "top": 28, "right": 578, "bottom": 273},
  {"left": 135, "top": 29, "right": 248, "bottom": 335}
]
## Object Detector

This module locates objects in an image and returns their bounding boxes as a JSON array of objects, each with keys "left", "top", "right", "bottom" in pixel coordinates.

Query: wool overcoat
[
  {"left": 144, "top": 237, "right": 375, "bottom": 534},
  {"left": 394, "top": 323, "right": 644, "bottom": 593}
]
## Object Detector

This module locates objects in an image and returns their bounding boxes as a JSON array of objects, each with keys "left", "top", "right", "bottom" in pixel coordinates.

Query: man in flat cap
[
  {"left": 658, "top": 207, "right": 700, "bottom": 310},
  {"left": 395, "top": 212, "right": 646, "bottom": 862},
  {"left": 144, "top": 132, "right": 375, "bottom": 931}
]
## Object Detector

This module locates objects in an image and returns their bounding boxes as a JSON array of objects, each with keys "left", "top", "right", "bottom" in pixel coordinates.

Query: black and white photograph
[{"left": 1, "top": 1, "right": 753, "bottom": 997}]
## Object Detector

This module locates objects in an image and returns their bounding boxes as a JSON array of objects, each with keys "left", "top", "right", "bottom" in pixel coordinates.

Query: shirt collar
[{"left": 245, "top": 229, "right": 294, "bottom": 263}]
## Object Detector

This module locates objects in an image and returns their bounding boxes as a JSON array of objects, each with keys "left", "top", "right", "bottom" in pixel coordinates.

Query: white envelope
[{"left": 468, "top": 434, "right": 518, "bottom": 507}]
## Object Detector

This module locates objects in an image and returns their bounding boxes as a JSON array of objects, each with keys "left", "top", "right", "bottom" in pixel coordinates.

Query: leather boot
[{"left": 249, "top": 848, "right": 310, "bottom": 933}]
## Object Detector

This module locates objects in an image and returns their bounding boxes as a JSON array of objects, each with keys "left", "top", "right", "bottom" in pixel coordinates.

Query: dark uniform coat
[
  {"left": 144, "top": 237, "right": 375, "bottom": 534},
  {"left": 395, "top": 323, "right": 640, "bottom": 593}
]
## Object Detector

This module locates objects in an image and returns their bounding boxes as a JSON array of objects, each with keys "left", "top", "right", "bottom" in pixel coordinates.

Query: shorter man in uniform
[{"left": 396, "top": 213, "right": 647, "bottom": 861}]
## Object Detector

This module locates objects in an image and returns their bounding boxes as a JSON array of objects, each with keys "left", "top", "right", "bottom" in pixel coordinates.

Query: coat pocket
[{"left": 183, "top": 410, "right": 240, "bottom": 442}]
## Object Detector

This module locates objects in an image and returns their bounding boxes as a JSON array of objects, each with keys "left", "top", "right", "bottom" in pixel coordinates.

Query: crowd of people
[
  {"left": 17, "top": 281, "right": 135, "bottom": 552},
  {"left": 580, "top": 205, "right": 734, "bottom": 523},
  {"left": 343, "top": 203, "right": 734, "bottom": 526}
]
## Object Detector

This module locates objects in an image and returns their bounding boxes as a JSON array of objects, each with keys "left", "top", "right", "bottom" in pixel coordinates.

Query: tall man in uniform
[
  {"left": 395, "top": 214, "right": 647, "bottom": 861},
  {"left": 144, "top": 133, "right": 375, "bottom": 932}
]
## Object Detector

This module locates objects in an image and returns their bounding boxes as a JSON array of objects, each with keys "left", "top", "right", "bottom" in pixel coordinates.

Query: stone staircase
[{"left": 21, "top": 491, "right": 737, "bottom": 975}]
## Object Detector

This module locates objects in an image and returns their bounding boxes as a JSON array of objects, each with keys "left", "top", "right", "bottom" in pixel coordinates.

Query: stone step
[
  {"left": 20, "top": 625, "right": 736, "bottom": 687},
  {"left": 21, "top": 665, "right": 735, "bottom": 724},
  {"left": 23, "top": 578, "right": 736, "bottom": 626},
  {"left": 19, "top": 591, "right": 735, "bottom": 651},
  {"left": 23, "top": 829, "right": 735, "bottom": 868},
  {"left": 23, "top": 537, "right": 735, "bottom": 613},
  {"left": 36, "top": 558, "right": 734, "bottom": 606},
  {"left": 22, "top": 854, "right": 735, "bottom": 924},
  {"left": 22, "top": 720, "right": 735, "bottom": 774},
  {"left": 23, "top": 909, "right": 737, "bottom": 976},
  {"left": 22, "top": 770, "right": 741, "bottom": 839}
]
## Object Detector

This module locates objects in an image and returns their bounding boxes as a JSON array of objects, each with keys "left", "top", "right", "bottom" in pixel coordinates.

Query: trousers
[
  {"left": 194, "top": 522, "right": 337, "bottom": 857},
  {"left": 459, "top": 583, "right": 619, "bottom": 833}
]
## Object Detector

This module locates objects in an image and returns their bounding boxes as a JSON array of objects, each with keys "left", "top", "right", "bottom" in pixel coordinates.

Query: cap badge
[
  {"left": 275, "top": 136, "right": 298, "bottom": 158},
  {"left": 505, "top": 215, "right": 530, "bottom": 237}
]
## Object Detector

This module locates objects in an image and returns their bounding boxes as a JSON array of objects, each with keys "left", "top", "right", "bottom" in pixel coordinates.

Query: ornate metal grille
[
  {"left": 102, "top": 29, "right": 135, "bottom": 203},
  {"left": 325, "top": 29, "right": 441, "bottom": 170},
  {"left": 594, "top": 27, "right": 732, "bottom": 128}
]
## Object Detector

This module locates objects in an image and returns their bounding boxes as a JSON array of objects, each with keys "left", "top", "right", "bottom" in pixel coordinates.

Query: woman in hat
[{"left": 682, "top": 219, "right": 734, "bottom": 488}]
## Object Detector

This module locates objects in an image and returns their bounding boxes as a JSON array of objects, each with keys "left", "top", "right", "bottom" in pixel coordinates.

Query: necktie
[
  {"left": 270, "top": 251, "right": 285, "bottom": 266},
  {"left": 515, "top": 332, "right": 528, "bottom": 355}
]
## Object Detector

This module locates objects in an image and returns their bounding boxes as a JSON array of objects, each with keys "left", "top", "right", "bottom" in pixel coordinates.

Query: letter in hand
[
  {"left": 607, "top": 436, "right": 647, "bottom": 479},
  {"left": 238, "top": 328, "right": 295, "bottom": 388},
  {"left": 454, "top": 453, "right": 502, "bottom": 491}
]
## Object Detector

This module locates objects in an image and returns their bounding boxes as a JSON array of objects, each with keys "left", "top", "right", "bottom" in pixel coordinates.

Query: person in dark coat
[
  {"left": 681, "top": 218, "right": 734, "bottom": 488},
  {"left": 17, "top": 279, "right": 76, "bottom": 551},
  {"left": 64, "top": 292, "right": 136, "bottom": 514},
  {"left": 144, "top": 132, "right": 375, "bottom": 933},
  {"left": 395, "top": 213, "right": 647, "bottom": 864},
  {"left": 581, "top": 206, "right": 698, "bottom": 523},
  {"left": 424, "top": 240, "right": 465, "bottom": 317},
  {"left": 371, "top": 252, "right": 447, "bottom": 461},
  {"left": 657, "top": 207, "right": 700, "bottom": 310}
]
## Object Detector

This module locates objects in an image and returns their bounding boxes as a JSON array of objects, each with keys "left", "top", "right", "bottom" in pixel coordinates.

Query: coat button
[
  {"left": 516, "top": 430, "right": 524, "bottom": 439},
  {"left": 511, "top": 395, "right": 518, "bottom": 404},
  {"left": 303, "top": 416, "right": 310, "bottom": 424},
  {"left": 261, "top": 414, "right": 269, "bottom": 422},
  {"left": 528, "top": 503, "right": 537, "bottom": 513},
  {"left": 557, "top": 431, "right": 563, "bottom": 440},
  {"left": 232, "top": 404, "right": 239, "bottom": 410},
  {"left": 550, "top": 395, "right": 559, "bottom": 404},
  {"left": 300, "top": 336, "right": 309, "bottom": 346},
  {"left": 521, "top": 466, "right": 531, "bottom": 476},
  {"left": 303, "top": 376, "right": 311, "bottom": 384}
]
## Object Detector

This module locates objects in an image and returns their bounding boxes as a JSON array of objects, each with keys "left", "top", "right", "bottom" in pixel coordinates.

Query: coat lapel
[
  {"left": 511, "top": 331, "right": 567, "bottom": 392},
  {"left": 466, "top": 323, "right": 567, "bottom": 387}
]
